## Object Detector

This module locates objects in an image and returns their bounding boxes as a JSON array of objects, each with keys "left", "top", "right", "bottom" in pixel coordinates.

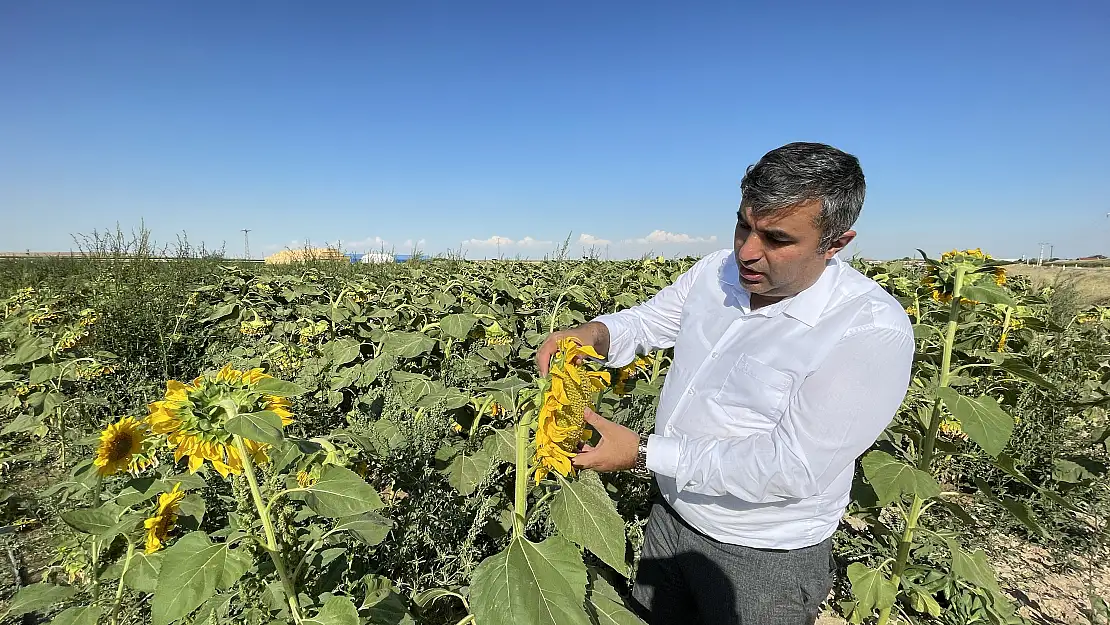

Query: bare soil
[
  {"left": 992, "top": 533, "right": 1110, "bottom": 625},
  {"left": 1007, "top": 265, "right": 1110, "bottom": 307},
  {"left": 815, "top": 528, "right": 1110, "bottom": 624}
]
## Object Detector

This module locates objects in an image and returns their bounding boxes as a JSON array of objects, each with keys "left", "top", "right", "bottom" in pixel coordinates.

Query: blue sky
[{"left": 2, "top": 1, "right": 1108, "bottom": 260}]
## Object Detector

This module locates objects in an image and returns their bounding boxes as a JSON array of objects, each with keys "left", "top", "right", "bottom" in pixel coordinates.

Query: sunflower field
[{"left": 1, "top": 249, "right": 1108, "bottom": 625}]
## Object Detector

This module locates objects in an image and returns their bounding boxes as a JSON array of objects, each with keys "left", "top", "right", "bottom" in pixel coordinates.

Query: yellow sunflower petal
[
  {"left": 165, "top": 380, "right": 190, "bottom": 403},
  {"left": 187, "top": 454, "right": 204, "bottom": 473}
]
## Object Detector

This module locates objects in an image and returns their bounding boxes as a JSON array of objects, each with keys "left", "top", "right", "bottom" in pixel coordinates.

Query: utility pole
[
  {"left": 1037, "top": 242, "right": 1049, "bottom": 266},
  {"left": 242, "top": 229, "right": 251, "bottom": 260}
]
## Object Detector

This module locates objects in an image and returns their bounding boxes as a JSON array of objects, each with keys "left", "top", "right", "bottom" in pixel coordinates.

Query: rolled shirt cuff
[
  {"left": 589, "top": 314, "right": 637, "bottom": 368},
  {"left": 646, "top": 434, "right": 680, "bottom": 478}
]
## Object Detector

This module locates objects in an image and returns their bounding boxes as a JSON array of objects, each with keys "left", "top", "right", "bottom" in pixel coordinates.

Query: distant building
[{"left": 359, "top": 252, "right": 395, "bottom": 264}]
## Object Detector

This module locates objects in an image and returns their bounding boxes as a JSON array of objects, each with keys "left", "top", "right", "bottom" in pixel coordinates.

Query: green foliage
[{"left": 1, "top": 249, "right": 1107, "bottom": 625}]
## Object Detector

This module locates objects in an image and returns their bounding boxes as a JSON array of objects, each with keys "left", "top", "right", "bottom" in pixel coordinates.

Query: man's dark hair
[{"left": 739, "top": 142, "right": 866, "bottom": 252}]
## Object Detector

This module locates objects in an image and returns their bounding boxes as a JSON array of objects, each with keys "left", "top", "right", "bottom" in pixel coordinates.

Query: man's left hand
[{"left": 572, "top": 407, "right": 640, "bottom": 472}]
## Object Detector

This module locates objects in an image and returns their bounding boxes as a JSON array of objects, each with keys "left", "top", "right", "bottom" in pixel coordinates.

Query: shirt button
[
  {"left": 710, "top": 351, "right": 719, "bottom": 359},
  {"left": 686, "top": 388, "right": 695, "bottom": 396}
]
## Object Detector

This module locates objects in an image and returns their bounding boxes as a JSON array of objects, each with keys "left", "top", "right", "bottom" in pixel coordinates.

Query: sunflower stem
[
  {"left": 263, "top": 488, "right": 306, "bottom": 522},
  {"left": 233, "top": 435, "right": 303, "bottom": 623},
  {"left": 998, "top": 305, "right": 1013, "bottom": 352},
  {"left": 57, "top": 403, "right": 66, "bottom": 468},
  {"left": 548, "top": 293, "right": 566, "bottom": 335},
  {"left": 468, "top": 397, "right": 496, "bottom": 439},
  {"left": 878, "top": 264, "right": 966, "bottom": 625},
  {"left": 513, "top": 415, "right": 529, "bottom": 539},
  {"left": 88, "top": 475, "right": 103, "bottom": 603},
  {"left": 110, "top": 536, "right": 135, "bottom": 625}
]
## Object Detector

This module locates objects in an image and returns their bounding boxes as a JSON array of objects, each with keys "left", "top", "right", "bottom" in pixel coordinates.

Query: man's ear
[{"left": 823, "top": 230, "right": 856, "bottom": 259}]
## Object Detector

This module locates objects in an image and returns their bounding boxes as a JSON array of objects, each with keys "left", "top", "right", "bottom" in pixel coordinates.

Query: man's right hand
[{"left": 535, "top": 322, "right": 610, "bottom": 377}]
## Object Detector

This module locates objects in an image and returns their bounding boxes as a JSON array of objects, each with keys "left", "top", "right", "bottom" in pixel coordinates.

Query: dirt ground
[
  {"left": 814, "top": 531, "right": 1110, "bottom": 625},
  {"left": 992, "top": 533, "right": 1110, "bottom": 625},
  {"left": 1007, "top": 265, "right": 1110, "bottom": 307}
]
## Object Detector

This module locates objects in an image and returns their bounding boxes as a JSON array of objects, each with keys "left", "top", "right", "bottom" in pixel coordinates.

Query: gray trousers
[{"left": 631, "top": 500, "right": 834, "bottom": 625}]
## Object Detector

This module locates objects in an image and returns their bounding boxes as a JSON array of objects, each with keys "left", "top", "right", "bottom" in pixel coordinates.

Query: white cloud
[
  {"left": 463, "top": 235, "right": 514, "bottom": 246},
  {"left": 579, "top": 233, "right": 612, "bottom": 246},
  {"left": 628, "top": 230, "right": 718, "bottom": 245},
  {"left": 518, "top": 236, "right": 553, "bottom": 247},
  {"left": 343, "top": 236, "right": 392, "bottom": 252}
]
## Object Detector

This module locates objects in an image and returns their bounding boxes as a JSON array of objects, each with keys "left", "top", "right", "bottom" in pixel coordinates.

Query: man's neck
[{"left": 749, "top": 292, "right": 785, "bottom": 311}]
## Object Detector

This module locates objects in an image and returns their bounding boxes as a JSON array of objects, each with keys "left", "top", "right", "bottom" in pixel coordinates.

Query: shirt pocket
[{"left": 712, "top": 354, "right": 793, "bottom": 421}]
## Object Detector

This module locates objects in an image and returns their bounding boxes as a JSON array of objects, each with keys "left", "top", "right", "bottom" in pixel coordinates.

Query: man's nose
[{"left": 737, "top": 233, "right": 763, "bottom": 263}]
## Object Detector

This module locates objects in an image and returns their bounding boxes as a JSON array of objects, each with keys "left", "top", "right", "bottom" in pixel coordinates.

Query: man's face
[{"left": 733, "top": 199, "right": 854, "bottom": 300}]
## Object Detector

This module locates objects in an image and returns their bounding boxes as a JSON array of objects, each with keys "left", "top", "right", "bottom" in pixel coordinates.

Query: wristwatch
[{"left": 632, "top": 433, "right": 651, "bottom": 479}]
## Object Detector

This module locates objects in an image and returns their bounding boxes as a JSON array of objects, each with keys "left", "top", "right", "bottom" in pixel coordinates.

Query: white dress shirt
[{"left": 593, "top": 249, "right": 914, "bottom": 550}]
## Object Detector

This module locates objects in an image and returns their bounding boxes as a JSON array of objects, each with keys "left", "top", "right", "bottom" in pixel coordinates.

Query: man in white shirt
[{"left": 536, "top": 142, "right": 914, "bottom": 624}]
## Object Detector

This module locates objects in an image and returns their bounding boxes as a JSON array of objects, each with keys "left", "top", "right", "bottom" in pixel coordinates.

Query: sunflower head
[
  {"left": 296, "top": 467, "right": 319, "bottom": 488},
  {"left": 94, "top": 417, "right": 148, "bottom": 477},
  {"left": 239, "top": 318, "right": 271, "bottom": 336},
  {"left": 532, "top": 339, "right": 610, "bottom": 483},
  {"left": 144, "top": 483, "right": 185, "bottom": 553},
  {"left": 77, "top": 308, "right": 99, "bottom": 328},
  {"left": 612, "top": 353, "right": 655, "bottom": 395},
  {"left": 923, "top": 248, "right": 1008, "bottom": 306},
  {"left": 147, "top": 364, "right": 295, "bottom": 478},
  {"left": 937, "top": 418, "right": 967, "bottom": 440}
]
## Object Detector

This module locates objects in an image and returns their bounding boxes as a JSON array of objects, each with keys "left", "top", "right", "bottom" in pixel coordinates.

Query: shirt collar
[
  {"left": 718, "top": 252, "right": 841, "bottom": 326},
  {"left": 783, "top": 256, "right": 841, "bottom": 327}
]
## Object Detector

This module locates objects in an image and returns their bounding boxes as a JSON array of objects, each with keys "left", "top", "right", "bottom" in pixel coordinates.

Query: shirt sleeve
[
  {"left": 591, "top": 251, "right": 723, "bottom": 368},
  {"left": 646, "top": 325, "right": 915, "bottom": 502}
]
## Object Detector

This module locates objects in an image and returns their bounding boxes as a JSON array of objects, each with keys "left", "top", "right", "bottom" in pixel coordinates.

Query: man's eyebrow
[{"left": 736, "top": 210, "right": 795, "bottom": 239}]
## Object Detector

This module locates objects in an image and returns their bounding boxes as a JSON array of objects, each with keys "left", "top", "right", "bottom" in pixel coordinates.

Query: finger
[
  {"left": 578, "top": 443, "right": 595, "bottom": 453},
  {"left": 535, "top": 337, "right": 558, "bottom": 376},
  {"left": 582, "top": 407, "right": 611, "bottom": 432},
  {"left": 572, "top": 450, "right": 598, "bottom": 469}
]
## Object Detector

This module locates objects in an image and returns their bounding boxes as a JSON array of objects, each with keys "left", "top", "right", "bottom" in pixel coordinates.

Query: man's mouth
[{"left": 738, "top": 264, "right": 764, "bottom": 282}]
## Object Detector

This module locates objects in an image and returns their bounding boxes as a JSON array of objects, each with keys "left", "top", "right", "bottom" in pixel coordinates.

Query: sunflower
[
  {"left": 239, "top": 318, "right": 270, "bottom": 336},
  {"left": 613, "top": 354, "right": 654, "bottom": 395},
  {"left": 937, "top": 418, "right": 966, "bottom": 439},
  {"left": 296, "top": 467, "right": 319, "bottom": 488},
  {"left": 54, "top": 328, "right": 88, "bottom": 353},
  {"left": 532, "top": 339, "right": 610, "bottom": 483},
  {"left": 147, "top": 364, "right": 295, "bottom": 478},
  {"left": 992, "top": 267, "right": 1007, "bottom": 286},
  {"left": 93, "top": 417, "right": 147, "bottom": 477},
  {"left": 144, "top": 484, "right": 185, "bottom": 553},
  {"left": 77, "top": 308, "right": 99, "bottom": 328},
  {"left": 922, "top": 274, "right": 953, "bottom": 304},
  {"left": 77, "top": 362, "right": 116, "bottom": 380},
  {"left": 922, "top": 248, "right": 1009, "bottom": 306}
]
